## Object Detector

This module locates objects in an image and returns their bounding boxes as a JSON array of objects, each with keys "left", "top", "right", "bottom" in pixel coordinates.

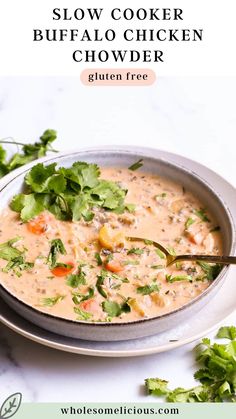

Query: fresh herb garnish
[
  {"left": 128, "top": 159, "right": 143, "bottom": 171},
  {"left": 197, "top": 261, "right": 222, "bottom": 281},
  {"left": 96, "top": 270, "right": 108, "bottom": 298},
  {"left": 10, "top": 161, "right": 128, "bottom": 222},
  {"left": 125, "top": 203, "right": 136, "bottom": 213},
  {"left": 155, "top": 248, "right": 166, "bottom": 259},
  {"left": 72, "top": 287, "right": 94, "bottom": 305},
  {"left": 0, "top": 237, "right": 23, "bottom": 261},
  {"left": 74, "top": 307, "right": 93, "bottom": 321},
  {"left": 194, "top": 208, "right": 210, "bottom": 222},
  {"left": 145, "top": 326, "right": 236, "bottom": 402},
  {"left": 53, "top": 262, "right": 73, "bottom": 269},
  {"left": 0, "top": 129, "right": 57, "bottom": 178},
  {"left": 144, "top": 239, "right": 153, "bottom": 245},
  {"left": 166, "top": 246, "right": 176, "bottom": 256},
  {"left": 95, "top": 252, "right": 103, "bottom": 266},
  {"left": 47, "top": 238, "right": 66, "bottom": 268},
  {"left": 127, "top": 248, "right": 144, "bottom": 255},
  {"left": 166, "top": 274, "right": 192, "bottom": 283},
  {"left": 42, "top": 295, "right": 65, "bottom": 307},
  {"left": 137, "top": 283, "right": 160, "bottom": 295},
  {"left": 102, "top": 300, "right": 131, "bottom": 318},
  {"left": 185, "top": 217, "right": 195, "bottom": 229},
  {"left": 151, "top": 265, "right": 164, "bottom": 270},
  {"left": 67, "top": 267, "right": 86, "bottom": 288},
  {"left": 2, "top": 256, "right": 34, "bottom": 277}
]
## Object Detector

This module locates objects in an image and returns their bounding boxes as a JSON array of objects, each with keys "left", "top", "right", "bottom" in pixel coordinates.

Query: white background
[
  {"left": 0, "top": 0, "right": 236, "bottom": 76},
  {"left": 0, "top": 76, "right": 235, "bottom": 402}
]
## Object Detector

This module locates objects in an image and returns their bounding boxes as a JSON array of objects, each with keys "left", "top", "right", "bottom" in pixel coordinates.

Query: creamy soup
[{"left": 0, "top": 167, "right": 222, "bottom": 323}]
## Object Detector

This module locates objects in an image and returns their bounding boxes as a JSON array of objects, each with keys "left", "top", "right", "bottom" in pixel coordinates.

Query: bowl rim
[{"left": 0, "top": 146, "right": 235, "bottom": 329}]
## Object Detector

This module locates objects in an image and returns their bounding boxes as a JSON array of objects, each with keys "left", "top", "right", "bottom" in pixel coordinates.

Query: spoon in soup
[{"left": 127, "top": 237, "right": 236, "bottom": 267}]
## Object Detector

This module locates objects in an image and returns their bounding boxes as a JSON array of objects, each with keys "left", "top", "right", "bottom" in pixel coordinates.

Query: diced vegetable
[
  {"left": 151, "top": 293, "right": 167, "bottom": 307},
  {"left": 27, "top": 213, "right": 49, "bottom": 235},
  {"left": 80, "top": 298, "right": 99, "bottom": 314},
  {"left": 171, "top": 199, "right": 186, "bottom": 213},
  {"left": 51, "top": 262, "right": 74, "bottom": 277},
  {"left": 98, "top": 225, "right": 125, "bottom": 250},
  {"left": 105, "top": 260, "right": 124, "bottom": 273},
  {"left": 128, "top": 298, "right": 145, "bottom": 316}
]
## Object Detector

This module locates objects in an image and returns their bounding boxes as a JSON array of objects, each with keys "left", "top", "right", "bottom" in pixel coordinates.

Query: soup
[{"left": 0, "top": 165, "right": 222, "bottom": 323}]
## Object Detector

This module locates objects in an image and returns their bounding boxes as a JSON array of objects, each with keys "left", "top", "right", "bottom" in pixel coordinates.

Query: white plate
[{"left": 0, "top": 147, "right": 236, "bottom": 357}]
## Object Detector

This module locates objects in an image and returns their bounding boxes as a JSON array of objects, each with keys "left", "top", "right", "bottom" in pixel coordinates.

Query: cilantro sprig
[
  {"left": 145, "top": 326, "right": 236, "bottom": 402},
  {"left": 0, "top": 237, "right": 23, "bottom": 261},
  {"left": 42, "top": 295, "right": 65, "bottom": 307},
  {"left": 47, "top": 239, "right": 66, "bottom": 268},
  {"left": 0, "top": 129, "right": 57, "bottom": 178},
  {"left": 2, "top": 256, "right": 34, "bottom": 277},
  {"left": 10, "top": 161, "right": 128, "bottom": 222},
  {"left": 0, "top": 237, "right": 34, "bottom": 276},
  {"left": 102, "top": 300, "right": 131, "bottom": 318},
  {"left": 137, "top": 283, "right": 160, "bottom": 295}
]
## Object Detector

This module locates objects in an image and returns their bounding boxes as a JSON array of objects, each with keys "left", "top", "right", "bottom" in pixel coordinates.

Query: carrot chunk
[
  {"left": 51, "top": 262, "right": 75, "bottom": 277},
  {"left": 105, "top": 260, "right": 123, "bottom": 273},
  {"left": 80, "top": 299, "right": 99, "bottom": 313},
  {"left": 27, "top": 213, "right": 49, "bottom": 235}
]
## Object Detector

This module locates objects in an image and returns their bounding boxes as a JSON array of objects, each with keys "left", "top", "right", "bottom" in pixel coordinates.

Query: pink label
[{"left": 80, "top": 69, "right": 156, "bottom": 86}]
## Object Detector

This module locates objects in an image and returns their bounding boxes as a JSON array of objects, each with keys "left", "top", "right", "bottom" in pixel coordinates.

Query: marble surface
[{"left": 0, "top": 76, "right": 235, "bottom": 402}]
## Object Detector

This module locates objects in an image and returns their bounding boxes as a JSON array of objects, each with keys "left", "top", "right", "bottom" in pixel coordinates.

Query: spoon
[{"left": 127, "top": 237, "right": 236, "bottom": 267}]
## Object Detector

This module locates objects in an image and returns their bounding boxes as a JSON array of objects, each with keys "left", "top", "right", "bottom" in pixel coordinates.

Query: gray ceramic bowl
[{"left": 0, "top": 147, "right": 235, "bottom": 341}]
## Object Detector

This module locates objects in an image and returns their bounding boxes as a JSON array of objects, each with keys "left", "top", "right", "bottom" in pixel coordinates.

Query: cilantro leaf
[
  {"left": 155, "top": 248, "right": 166, "bottom": 259},
  {"left": 2, "top": 256, "right": 34, "bottom": 277},
  {"left": 25, "top": 163, "right": 57, "bottom": 192},
  {"left": 128, "top": 159, "right": 143, "bottom": 171},
  {"left": 145, "top": 378, "right": 169, "bottom": 396},
  {"left": 0, "top": 129, "right": 58, "bottom": 177},
  {"left": 185, "top": 217, "right": 195, "bottom": 229},
  {"left": 0, "top": 145, "right": 7, "bottom": 163},
  {"left": 96, "top": 270, "right": 108, "bottom": 298},
  {"left": 197, "top": 261, "right": 222, "bottom": 281},
  {"left": 42, "top": 295, "right": 65, "bottom": 307},
  {"left": 95, "top": 252, "right": 103, "bottom": 266},
  {"left": 0, "top": 237, "right": 23, "bottom": 261},
  {"left": 137, "top": 283, "right": 160, "bottom": 295},
  {"left": 11, "top": 160, "right": 129, "bottom": 222},
  {"left": 145, "top": 325, "right": 236, "bottom": 403},
  {"left": 217, "top": 326, "right": 236, "bottom": 341},
  {"left": 166, "top": 274, "right": 192, "bottom": 283},
  {"left": 194, "top": 208, "right": 210, "bottom": 222},
  {"left": 127, "top": 248, "right": 144, "bottom": 255},
  {"left": 47, "top": 239, "right": 67, "bottom": 268},
  {"left": 74, "top": 307, "right": 93, "bottom": 321},
  {"left": 72, "top": 287, "right": 94, "bottom": 305},
  {"left": 102, "top": 300, "right": 130, "bottom": 318},
  {"left": 66, "top": 268, "right": 86, "bottom": 288}
]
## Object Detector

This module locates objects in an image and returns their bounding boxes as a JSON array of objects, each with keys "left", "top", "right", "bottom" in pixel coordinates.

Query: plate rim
[{"left": 1, "top": 306, "right": 235, "bottom": 357}]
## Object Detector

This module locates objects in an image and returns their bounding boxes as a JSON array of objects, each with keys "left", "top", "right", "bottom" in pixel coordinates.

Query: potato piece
[
  {"left": 151, "top": 293, "right": 169, "bottom": 307},
  {"left": 171, "top": 199, "right": 187, "bottom": 213},
  {"left": 128, "top": 298, "right": 145, "bottom": 317},
  {"left": 98, "top": 225, "right": 125, "bottom": 250}
]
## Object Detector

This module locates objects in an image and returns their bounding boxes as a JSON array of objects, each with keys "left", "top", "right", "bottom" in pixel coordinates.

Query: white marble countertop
[{"left": 0, "top": 76, "right": 235, "bottom": 402}]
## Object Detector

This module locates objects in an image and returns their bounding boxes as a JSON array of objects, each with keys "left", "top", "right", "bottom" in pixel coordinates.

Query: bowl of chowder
[{"left": 0, "top": 147, "right": 234, "bottom": 341}]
